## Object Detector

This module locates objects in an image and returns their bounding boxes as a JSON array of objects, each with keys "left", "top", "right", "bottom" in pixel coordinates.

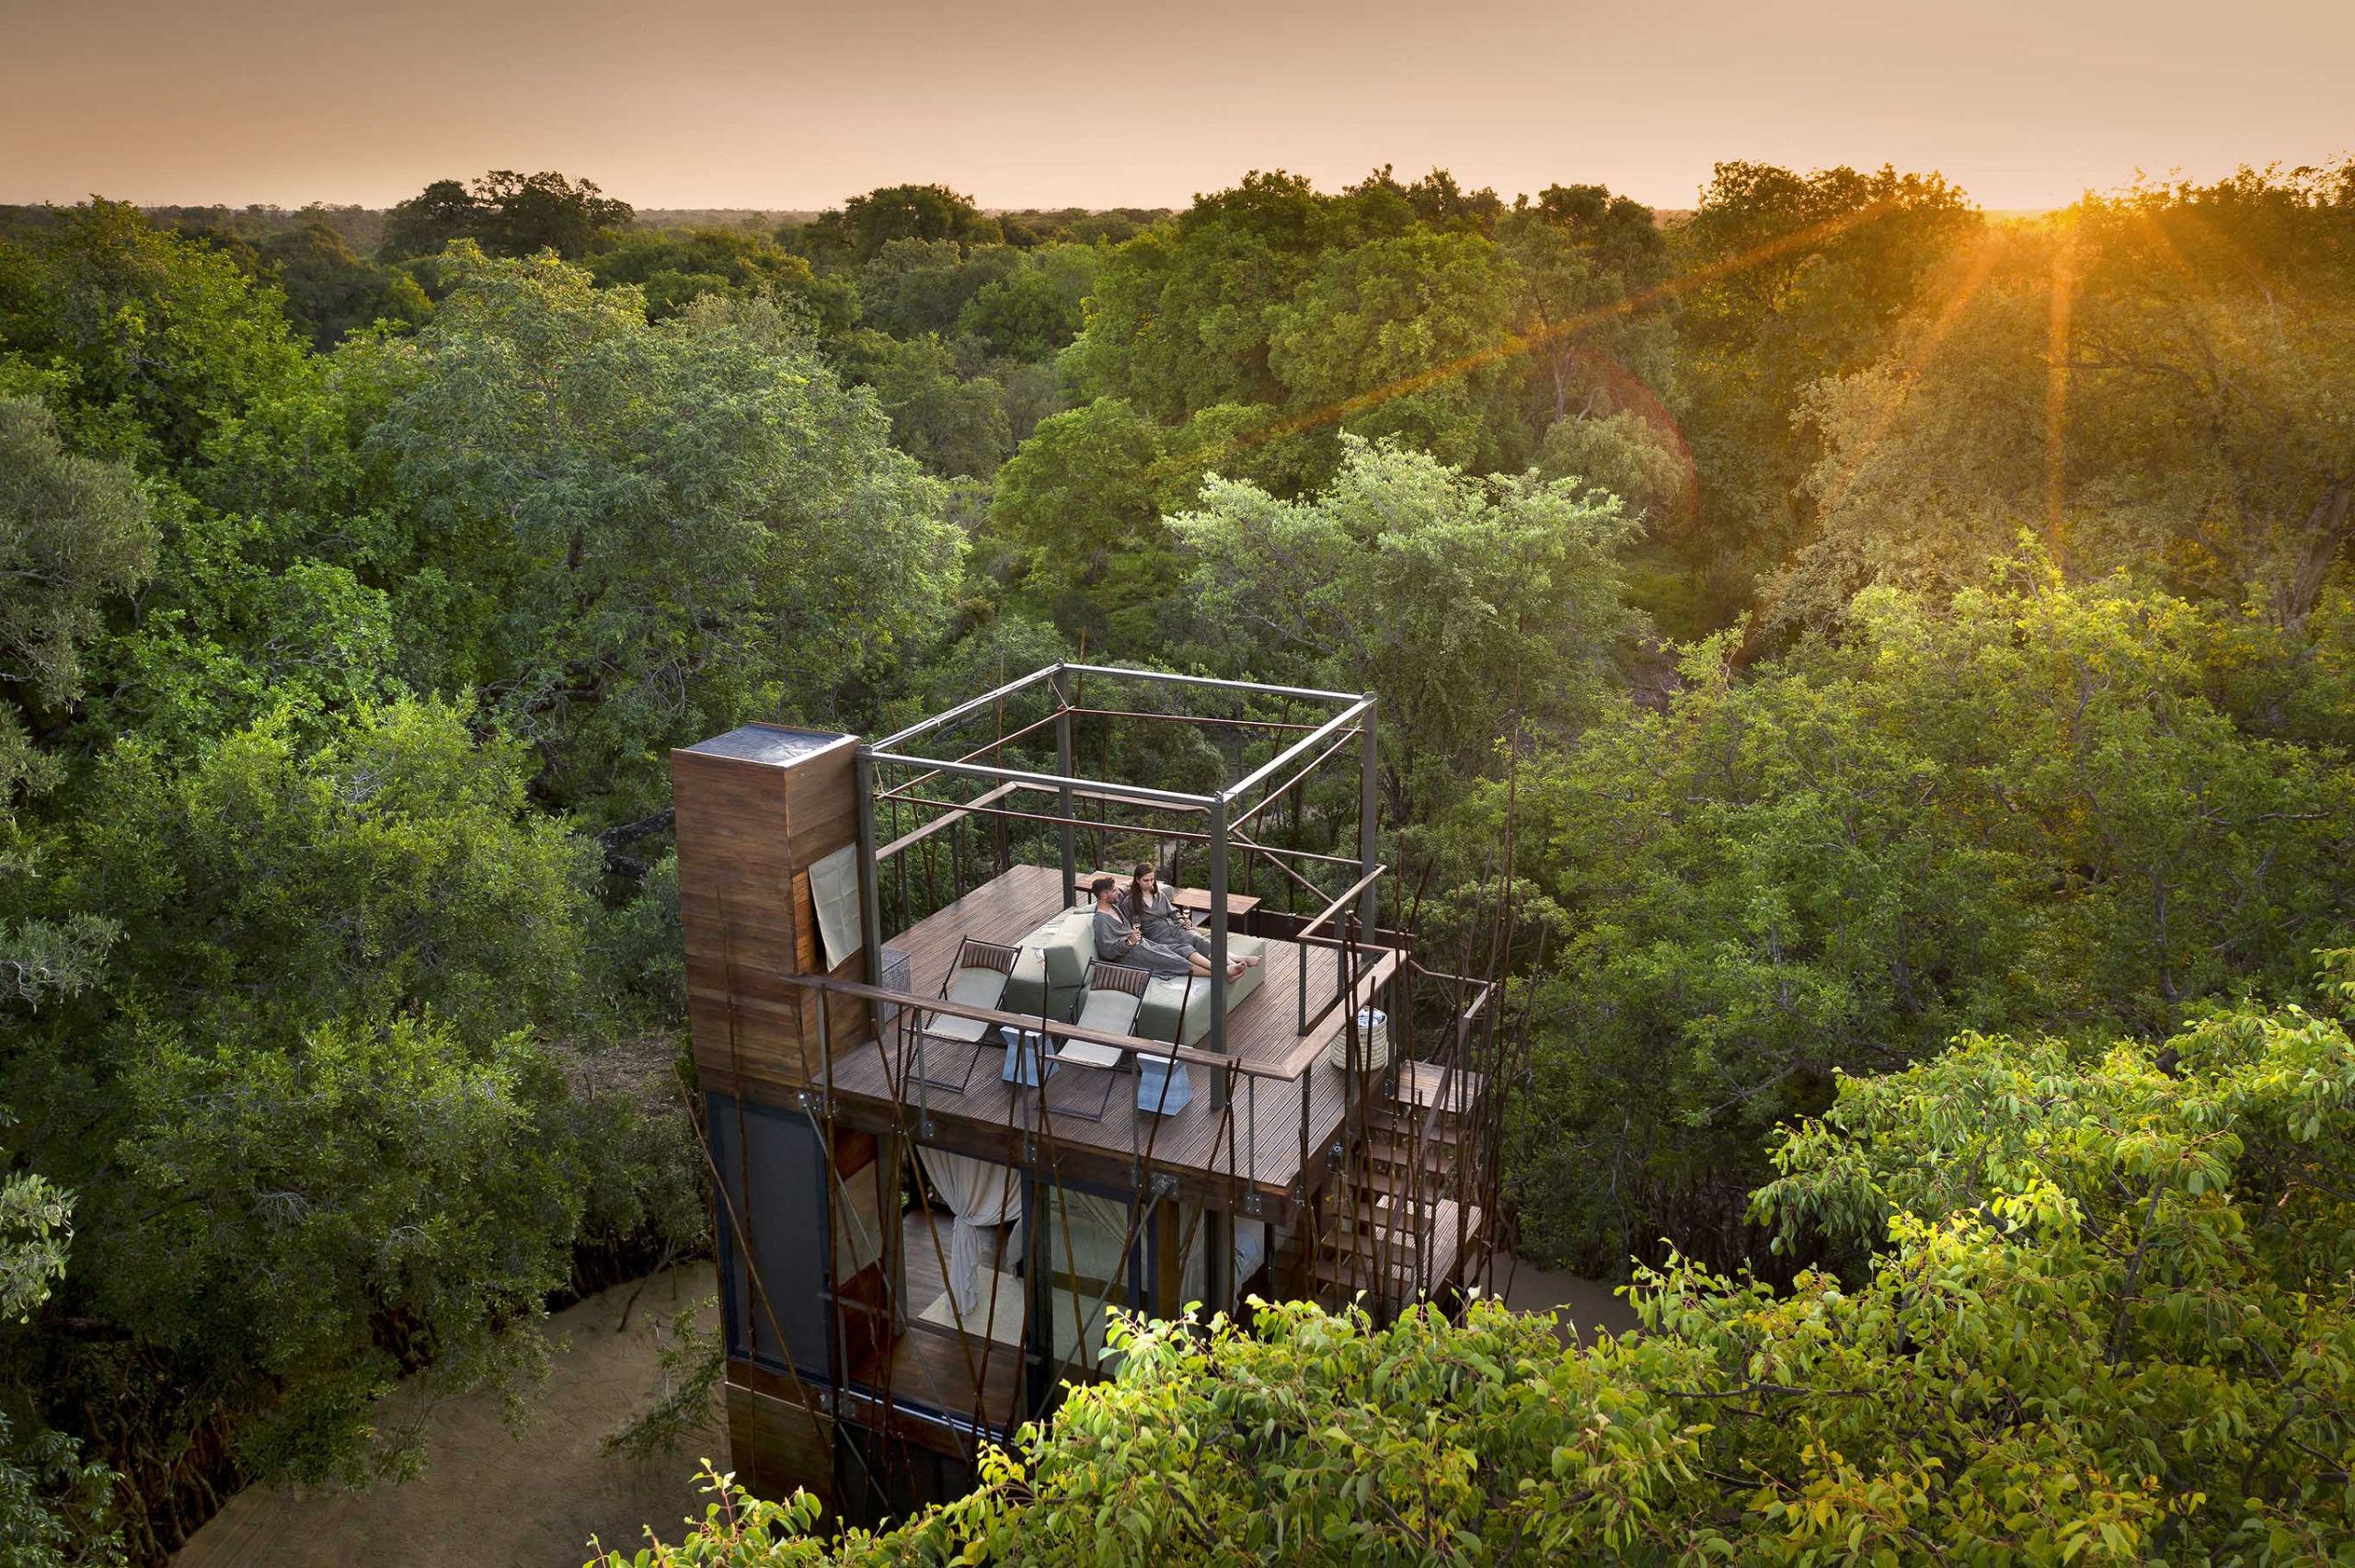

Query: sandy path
[
  {"left": 1494, "top": 1252, "right": 1644, "bottom": 1344},
  {"left": 175, "top": 1264, "right": 723, "bottom": 1568},
  {"left": 177, "top": 1253, "right": 1636, "bottom": 1566}
]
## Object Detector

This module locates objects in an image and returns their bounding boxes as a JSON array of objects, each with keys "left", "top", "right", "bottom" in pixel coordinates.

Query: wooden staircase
[{"left": 1300, "top": 1059, "right": 1489, "bottom": 1319}]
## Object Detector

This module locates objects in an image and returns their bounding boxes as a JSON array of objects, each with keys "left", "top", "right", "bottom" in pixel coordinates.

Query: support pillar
[{"left": 1052, "top": 664, "right": 1076, "bottom": 905}]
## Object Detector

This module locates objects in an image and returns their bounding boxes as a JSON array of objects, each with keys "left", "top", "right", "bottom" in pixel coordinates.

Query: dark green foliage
[
  {"left": 379, "top": 170, "right": 633, "bottom": 262},
  {"left": 833, "top": 183, "right": 1000, "bottom": 262},
  {"left": 253, "top": 223, "right": 430, "bottom": 349},
  {"left": 581, "top": 228, "right": 855, "bottom": 331}
]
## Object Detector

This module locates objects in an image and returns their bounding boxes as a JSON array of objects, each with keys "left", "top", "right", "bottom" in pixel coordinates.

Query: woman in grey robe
[
  {"left": 1122, "top": 864, "right": 1259, "bottom": 976},
  {"left": 1123, "top": 863, "right": 1210, "bottom": 957}
]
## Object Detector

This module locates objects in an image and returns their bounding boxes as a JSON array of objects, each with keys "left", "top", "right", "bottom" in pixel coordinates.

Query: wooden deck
[{"left": 819, "top": 864, "right": 1397, "bottom": 1220}]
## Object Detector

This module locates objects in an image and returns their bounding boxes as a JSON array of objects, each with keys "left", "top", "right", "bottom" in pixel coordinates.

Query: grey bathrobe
[
  {"left": 1091, "top": 904, "right": 1196, "bottom": 978},
  {"left": 1125, "top": 884, "right": 1212, "bottom": 957}
]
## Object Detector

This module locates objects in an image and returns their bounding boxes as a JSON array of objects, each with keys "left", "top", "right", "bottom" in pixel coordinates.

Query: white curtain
[{"left": 919, "top": 1148, "right": 1021, "bottom": 1312}]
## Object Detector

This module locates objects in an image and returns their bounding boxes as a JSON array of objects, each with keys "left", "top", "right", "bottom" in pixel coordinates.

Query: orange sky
[{"left": 1, "top": 0, "right": 2346, "bottom": 212}]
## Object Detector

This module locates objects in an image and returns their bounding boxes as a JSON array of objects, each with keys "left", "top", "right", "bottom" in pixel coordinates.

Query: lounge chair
[
  {"left": 1046, "top": 962, "right": 1148, "bottom": 1122},
  {"left": 907, "top": 937, "right": 1020, "bottom": 1093}
]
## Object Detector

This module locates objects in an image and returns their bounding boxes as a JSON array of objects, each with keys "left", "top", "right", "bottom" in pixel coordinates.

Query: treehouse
[{"left": 672, "top": 663, "right": 1503, "bottom": 1516}]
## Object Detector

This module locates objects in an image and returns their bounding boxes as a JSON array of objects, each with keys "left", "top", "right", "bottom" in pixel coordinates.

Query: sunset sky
[{"left": 2, "top": 0, "right": 2346, "bottom": 213}]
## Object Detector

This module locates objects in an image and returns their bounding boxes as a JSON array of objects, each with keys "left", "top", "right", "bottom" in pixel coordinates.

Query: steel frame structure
[{"left": 856, "top": 661, "right": 1382, "bottom": 1067}]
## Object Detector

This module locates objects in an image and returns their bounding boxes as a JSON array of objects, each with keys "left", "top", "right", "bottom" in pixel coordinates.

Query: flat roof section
[{"left": 683, "top": 723, "right": 851, "bottom": 765}]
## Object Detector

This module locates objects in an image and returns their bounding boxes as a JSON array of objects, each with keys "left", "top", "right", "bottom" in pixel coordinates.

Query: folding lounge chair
[
  {"left": 1046, "top": 961, "right": 1148, "bottom": 1122},
  {"left": 906, "top": 937, "right": 1020, "bottom": 1093}
]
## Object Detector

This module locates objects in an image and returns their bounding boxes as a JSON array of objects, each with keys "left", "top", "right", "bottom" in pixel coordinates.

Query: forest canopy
[{"left": 1, "top": 153, "right": 2350, "bottom": 1562}]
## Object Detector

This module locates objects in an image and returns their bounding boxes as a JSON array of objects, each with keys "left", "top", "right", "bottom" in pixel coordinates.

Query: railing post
[
  {"left": 1357, "top": 694, "right": 1380, "bottom": 933},
  {"left": 1052, "top": 664, "right": 1076, "bottom": 905},
  {"left": 856, "top": 748, "right": 884, "bottom": 989},
  {"left": 1208, "top": 790, "right": 1230, "bottom": 1108}
]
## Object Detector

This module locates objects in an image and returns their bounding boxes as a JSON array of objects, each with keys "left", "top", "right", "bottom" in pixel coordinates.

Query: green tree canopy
[
  {"left": 0, "top": 200, "right": 310, "bottom": 467},
  {"left": 1466, "top": 563, "right": 2355, "bottom": 1271},
  {"left": 582, "top": 227, "right": 855, "bottom": 331},
  {"left": 379, "top": 170, "right": 634, "bottom": 262},
  {"left": 254, "top": 222, "right": 431, "bottom": 349},
  {"left": 1174, "top": 436, "right": 1642, "bottom": 819},
  {"left": 369, "top": 246, "right": 959, "bottom": 817}
]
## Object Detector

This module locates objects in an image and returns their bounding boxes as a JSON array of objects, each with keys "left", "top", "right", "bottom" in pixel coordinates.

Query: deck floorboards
[{"left": 822, "top": 864, "right": 1390, "bottom": 1204}]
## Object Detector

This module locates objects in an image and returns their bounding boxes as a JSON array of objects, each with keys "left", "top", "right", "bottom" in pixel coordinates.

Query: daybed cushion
[
  {"left": 1136, "top": 933, "right": 1268, "bottom": 1047},
  {"left": 1074, "top": 987, "right": 1143, "bottom": 1037},
  {"left": 1003, "top": 906, "right": 1094, "bottom": 1020}
]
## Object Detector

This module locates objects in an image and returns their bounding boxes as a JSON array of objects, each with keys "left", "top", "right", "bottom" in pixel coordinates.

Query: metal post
[
  {"left": 1207, "top": 793, "right": 1231, "bottom": 1024},
  {"left": 1357, "top": 695, "right": 1381, "bottom": 933},
  {"left": 1205, "top": 1208, "right": 1233, "bottom": 1319},
  {"left": 856, "top": 749, "right": 885, "bottom": 987},
  {"left": 1051, "top": 664, "right": 1076, "bottom": 904},
  {"left": 1024, "top": 1168, "right": 1052, "bottom": 1414}
]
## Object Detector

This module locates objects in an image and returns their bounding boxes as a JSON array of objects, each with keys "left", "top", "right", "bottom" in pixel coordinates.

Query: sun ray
[
  {"left": 1147, "top": 196, "right": 1919, "bottom": 487},
  {"left": 2044, "top": 217, "right": 2078, "bottom": 565},
  {"left": 1812, "top": 226, "right": 2008, "bottom": 519}
]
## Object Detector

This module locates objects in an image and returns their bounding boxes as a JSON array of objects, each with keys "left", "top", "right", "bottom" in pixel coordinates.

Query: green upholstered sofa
[{"left": 998, "top": 894, "right": 1266, "bottom": 1049}]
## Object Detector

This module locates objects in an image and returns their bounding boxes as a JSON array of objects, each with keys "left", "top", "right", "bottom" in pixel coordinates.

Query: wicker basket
[{"left": 1325, "top": 1007, "right": 1390, "bottom": 1073}]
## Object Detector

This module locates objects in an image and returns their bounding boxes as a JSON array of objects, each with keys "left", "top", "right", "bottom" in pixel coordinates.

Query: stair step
[
  {"left": 1308, "top": 1201, "right": 1485, "bottom": 1308},
  {"left": 1391, "top": 1060, "right": 1485, "bottom": 1117}
]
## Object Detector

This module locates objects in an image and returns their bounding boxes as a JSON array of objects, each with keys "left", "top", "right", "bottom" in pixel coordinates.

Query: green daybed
[{"left": 1000, "top": 895, "right": 1267, "bottom": 1050}]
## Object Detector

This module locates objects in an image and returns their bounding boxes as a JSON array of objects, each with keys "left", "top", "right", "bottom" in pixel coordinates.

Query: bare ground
[
  {"left": 176, "top": 1253, "right": 1634, "bottom": 1566},
  {"left": 174, "top": 1264, "right": 723, "bottom": 1568}
]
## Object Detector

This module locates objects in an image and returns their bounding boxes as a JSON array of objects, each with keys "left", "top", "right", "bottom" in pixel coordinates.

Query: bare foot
[{"left": 1227, "top": 960, "right": 1248, "bottom": 980}]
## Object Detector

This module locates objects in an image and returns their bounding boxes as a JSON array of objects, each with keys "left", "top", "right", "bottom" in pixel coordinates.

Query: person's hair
[
  {"left": 1129, "top": 863, "right": 1155, "bottom": 913},
  {"left": 1089, "top": 876, "right": 1117, "bottom": 899}
]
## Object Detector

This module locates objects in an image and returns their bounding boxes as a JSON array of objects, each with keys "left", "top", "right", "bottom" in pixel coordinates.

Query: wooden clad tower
[
  {"left": 673, "top": 724, "right": 868, "bottom": 1094},
  {"left": 671, "top": 723, "right": 883, "bottom": 1507}
]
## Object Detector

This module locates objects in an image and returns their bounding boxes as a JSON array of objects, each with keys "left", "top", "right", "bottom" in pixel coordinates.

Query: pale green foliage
[
  {"left": 0, "top": 1171, "right": 68, "bottom": 1324},
  {"left": 1174, "top": 436, "right": 1643, "bottom": 818},
  {"left": 0, "top": 398, "right": 156, "bottom": 724},
  {"left": 1534, "top": 407, "right": 1689, "bottom": 524},
  {"left": 0, "top": 1412, "right": 124, "bottom": 1568},
  {"left": 369, "top": 247, "right": 960, "bottom": 817}
]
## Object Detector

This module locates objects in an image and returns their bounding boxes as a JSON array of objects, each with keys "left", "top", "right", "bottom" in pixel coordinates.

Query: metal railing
[{"left": 1295, "top": 864, "right": 1388, "bottom": 1036}]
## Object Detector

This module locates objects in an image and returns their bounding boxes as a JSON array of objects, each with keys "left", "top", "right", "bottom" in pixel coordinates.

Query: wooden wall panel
[
  {"left": 724, "top": 1377, "right": 835, "bottom": 1507},
  {"left": 673, "top": 727, "right": 867, "bottom": 1104}
]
